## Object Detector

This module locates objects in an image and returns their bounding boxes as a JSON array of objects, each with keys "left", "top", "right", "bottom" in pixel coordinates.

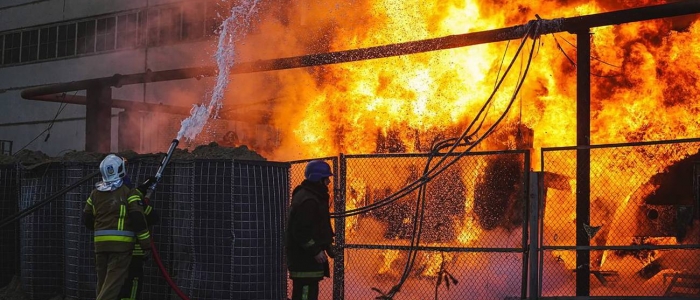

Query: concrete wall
[{"left": 0, "top": 0, "right": 219, "bottom": 156}]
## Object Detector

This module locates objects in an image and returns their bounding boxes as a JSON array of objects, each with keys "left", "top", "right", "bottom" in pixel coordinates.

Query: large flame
[
  {"left": 227, "top": 0, "right": 700, "bottom": 162},
  {"left": 217, "top": 0, "right": 700, "bottom": 283}
]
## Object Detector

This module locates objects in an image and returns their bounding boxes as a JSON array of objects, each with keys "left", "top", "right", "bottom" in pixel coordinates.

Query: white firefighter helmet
[{"left": 99, "top": 154, "right": 126, "bottom": 183}]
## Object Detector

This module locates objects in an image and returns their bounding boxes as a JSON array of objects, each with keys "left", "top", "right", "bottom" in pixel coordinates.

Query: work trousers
[
  {"left": 291, "top": 278, "right": 321, "bottom": 300},
  {"left": 118, "top": 255, "right": 144, "bottom": 300},
  {"left": 95, "top": 251, "right": 132, "bottom": 300}
]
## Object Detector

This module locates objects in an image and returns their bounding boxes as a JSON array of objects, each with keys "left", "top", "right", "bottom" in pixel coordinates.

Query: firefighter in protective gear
[
  {"left": 118, "top": 176, "right": 160, "bottom": 300},
  {"left": 285, "top": 160, "right": 336, "bottom": 300},
  {"left": 82, "top": 154, "right": 152, "bottom": 300}
]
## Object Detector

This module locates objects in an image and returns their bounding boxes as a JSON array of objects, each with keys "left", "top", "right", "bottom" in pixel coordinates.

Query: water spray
[{"left": 148, "top": 2, "right": 260, "bottom": 298}]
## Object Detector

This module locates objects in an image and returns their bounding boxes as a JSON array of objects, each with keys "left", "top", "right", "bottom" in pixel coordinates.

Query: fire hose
[
  {"left": 143, "top": 139, "right": 191, "bottom": 300},
  {"left": 0, "top": 139, "right": 189, "bottom": 299}
]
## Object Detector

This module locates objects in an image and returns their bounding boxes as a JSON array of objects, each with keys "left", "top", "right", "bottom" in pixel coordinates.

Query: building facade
[{"left": 0, "top": 0, "right": 237, "bottom": 156}]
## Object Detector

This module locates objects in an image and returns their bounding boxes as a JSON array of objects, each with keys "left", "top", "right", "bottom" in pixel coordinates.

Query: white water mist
[{"left": 177, "top": 0, "right": 260, "bottom": 141}]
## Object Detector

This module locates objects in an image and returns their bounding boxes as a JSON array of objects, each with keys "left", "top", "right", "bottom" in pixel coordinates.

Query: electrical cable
[
  {"left": 385, "top": 29, "right": 539, "bottom": 299},
  {"left": 557, "top": 34, "right": 621, "bottom": 68},
  {"left": 330, "top": 21, "right": 538, "bottom": 219},
  {"left": 13, "top": 92, "right": 76, "bottom": 154},
  {"left": 551, "top": 34, "right": 620, "bottom": 78},
  {"left": 331, "top": 24, "right": 532, "bottom": 218},
  {"left": 331, "top": 23, "right": 534, "bottom": 218},
  {"left": 368, "top": 20, "right": 540, "bottom": 298}
]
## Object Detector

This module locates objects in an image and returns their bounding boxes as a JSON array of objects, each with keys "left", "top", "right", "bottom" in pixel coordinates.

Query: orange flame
[
  {"left": 219, "top": 0, "right": 700, "bottom": 274},
  {"left": 226, "top": 0, "right": 700, "bottom": 163}
]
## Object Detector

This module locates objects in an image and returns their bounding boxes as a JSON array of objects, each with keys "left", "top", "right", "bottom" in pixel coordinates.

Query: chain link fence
[
  {"left": 290, "top": 151, "right": 530, "bottom": 300},
  {"left": 4, "top": 138, "right": 700, "bottom": 299},
  {"left": 288, "top": 157, "right": 339, "bottom": 300},
  {"left": 540, "top": 138, "right": 700, "bottom": 299}
]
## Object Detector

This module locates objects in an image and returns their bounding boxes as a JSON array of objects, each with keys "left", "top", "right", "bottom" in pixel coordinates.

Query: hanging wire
[
  {"left": 551, "top": 34, "right": 621, "bottom": 78},
  {"left": 368, "top": 20, "right": 541, "bottom": 299},
  {"left": 331, "top": 21, "right": 540, "bottom": 219},
  {"left": 13, "top": 92, "right": 77, "bottom": 154}
]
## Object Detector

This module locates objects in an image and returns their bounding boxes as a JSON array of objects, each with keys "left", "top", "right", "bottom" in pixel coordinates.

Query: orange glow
[
  {"left": 225, "top": 0, "right": 700, "bottom": 164},
  {"left": 378, "top": 249, "right": 401, "bottom": 277},
  {"left": 421, "top": 252, "right": 454, "bottom": 277},
  {"left": 213, "top": 0, "right": 700, "bottom": 277}
]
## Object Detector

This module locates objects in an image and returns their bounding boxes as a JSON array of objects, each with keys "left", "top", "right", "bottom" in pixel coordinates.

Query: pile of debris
[{"left": 0, "top": 142, "right": 266, "bottom": 166}]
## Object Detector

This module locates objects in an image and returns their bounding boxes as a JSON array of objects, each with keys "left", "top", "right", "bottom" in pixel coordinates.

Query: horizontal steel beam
[
  {"left": 27, "top": 94, "right": 193, "bottom": 115},
  {"left": 21, "top": 67, "right": 216, "bottom": 99},
  {"left": 20, "top": 0, "right": 700, "bottom": 98},
  {"left": 26, "top": 94, "right": 264, "bottom": 122}
]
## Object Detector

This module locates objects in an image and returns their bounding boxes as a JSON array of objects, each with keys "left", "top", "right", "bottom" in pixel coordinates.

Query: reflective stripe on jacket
[{"left": 83, "top": 185, "right": 152, "bottom": 253}]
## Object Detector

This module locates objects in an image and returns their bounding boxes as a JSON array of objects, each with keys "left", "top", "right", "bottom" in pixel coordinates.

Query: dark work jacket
[
  {"left": 82, "top": 186, "right": 151, "bottom": 253},
  {"left": 123, "top": 179, "right": 160, "bottom": 257},
  {"left": 285, "top": 180, "right": 335, "bottom": 279}
]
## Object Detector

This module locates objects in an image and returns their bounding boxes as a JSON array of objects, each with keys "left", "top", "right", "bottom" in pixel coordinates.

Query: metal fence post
[
  {"left": 521, "top": 151, "right": 532, "bottom": 300},
  {"left": 528, "top": 171, "right": 542, "bottom": 300},
  {"left": 575, "top": 28, "right": 592, "bottom": 297},
  {"left": 333, "top": 154, "right": 346, "bottom": 300}
]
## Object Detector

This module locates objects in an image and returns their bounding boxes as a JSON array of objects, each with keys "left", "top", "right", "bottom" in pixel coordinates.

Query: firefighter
[
  {"left": 118, "top": 176, "right": 159, "bottom": 300},
  {"left": 82, "top": 154, "right": 152, "bottom": 300},
  {"left": 285, "top": 160, "right": 336, "bottom": 300}
]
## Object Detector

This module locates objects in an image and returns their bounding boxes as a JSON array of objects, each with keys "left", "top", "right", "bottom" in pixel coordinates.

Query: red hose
[
  {"left": 150, "top": 238, "right": 191, "bottom": 300},
  {"left": 144, "top": 193, "right": 190, "bottom": 300}
]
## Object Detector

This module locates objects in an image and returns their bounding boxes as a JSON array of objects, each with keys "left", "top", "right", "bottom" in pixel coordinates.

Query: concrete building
[{"left": 0, "top": 0, "right": 235, "bottom": 156}]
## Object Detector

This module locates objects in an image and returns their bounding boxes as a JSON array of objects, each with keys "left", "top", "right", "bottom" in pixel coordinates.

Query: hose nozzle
[{"left": 147, "top": 139, "right": 179, "bottom": 197}]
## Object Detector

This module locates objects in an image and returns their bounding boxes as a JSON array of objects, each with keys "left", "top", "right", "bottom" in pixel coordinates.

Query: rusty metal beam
[
  {"left": 26, "top": 94, "right": 265, "bottom": 122},
  {"left": 27, "top": 94, "right": 193, "bottom": 115},
  {"left": 85, "top": 87, "right": 112, "bottom": 153},
  {"left": 227, "top": 0, "right": 700, "bottom": 73},
  {"left": 20, "top": 0, "right": 700, "bottom": 99},
  {"left": 21, "top": 67, "right": 216, "bottom": 99}
]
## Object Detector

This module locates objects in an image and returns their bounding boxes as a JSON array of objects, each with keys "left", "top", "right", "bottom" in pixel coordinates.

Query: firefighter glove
[
  {"left": 325, "top": 244, "right": 337, "bottom": 259},
  {"left": 137, "top": 176, "right": 157, "bottom": 194}
]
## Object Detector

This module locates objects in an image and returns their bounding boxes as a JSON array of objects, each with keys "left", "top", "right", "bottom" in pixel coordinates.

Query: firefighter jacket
[
  {"left": 285, "top": 180, "right": 335, "bottom": 279},
  {"left": 133, "top": 199, "right": 159, "bottom": 256},
  {"left": 82, "top": 186, "right": 152, "bottom": 253}
]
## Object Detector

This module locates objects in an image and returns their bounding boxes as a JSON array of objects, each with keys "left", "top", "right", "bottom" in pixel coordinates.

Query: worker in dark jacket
[
  {"left": 82, "top": 154, "right": 152, "bottom": 300},
  {"left": 286, "top": 160, "right": 336, "bottom": 300},
  {"left": 118, "top": 176, "right": 159, "bottom": 300}
]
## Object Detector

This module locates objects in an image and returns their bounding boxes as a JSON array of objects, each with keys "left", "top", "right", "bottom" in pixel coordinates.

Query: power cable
[
  {"left": 551, "top": 34, "right": 621, "bottom": 78},
  {"left": 557, "top": 34, "right": 621, "bottom": 68},
  {"left": 371, "top": 21, "right": 540, "bottom": 299},
  {"left": 13, "top": 92, "right": 77, "bottom": 154},
  {"left": 331, "top": 21, "right": 538, "bottom": 219}
]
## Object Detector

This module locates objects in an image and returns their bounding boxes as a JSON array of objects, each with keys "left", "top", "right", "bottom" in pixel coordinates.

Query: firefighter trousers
[
  {"left": 95, "top": 251, "right": 132, "bottom": 300},
  {"left": 118, "top": 255, "right": 144, "bottom": 300},
  {"left": 291, "top": 278, "right": 321, "bottom": 300}
]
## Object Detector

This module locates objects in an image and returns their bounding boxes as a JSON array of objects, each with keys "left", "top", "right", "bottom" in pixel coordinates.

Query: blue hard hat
[{"left": 304, "top": 160, "right": 333, "bottom": 182}]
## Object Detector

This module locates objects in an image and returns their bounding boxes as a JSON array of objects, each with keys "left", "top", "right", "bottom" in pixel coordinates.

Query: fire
[
  {"left": 421, "top": 252, "right": 455, "bottom": 277},
  {"left": 378, "top": 249, "right": 401, "bottom": 277},
  {"left": 218, "top": 0, "right": 700, "bottom": 284},
  {"left": 228, "top": 0, "right": 700, "bottom": 163}
]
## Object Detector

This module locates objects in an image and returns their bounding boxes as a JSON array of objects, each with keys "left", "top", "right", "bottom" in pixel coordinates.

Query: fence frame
[
  {"left": 289, "top": 150, "right": 532, "bottom": 300},
  {"left": 539, "top": 137, "right": 700, "bottom": 299}
]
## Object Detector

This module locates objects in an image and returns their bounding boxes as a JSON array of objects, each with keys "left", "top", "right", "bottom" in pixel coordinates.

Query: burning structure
[{"left": 5, "top": 0, "right": 700, "bottom": 299}]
